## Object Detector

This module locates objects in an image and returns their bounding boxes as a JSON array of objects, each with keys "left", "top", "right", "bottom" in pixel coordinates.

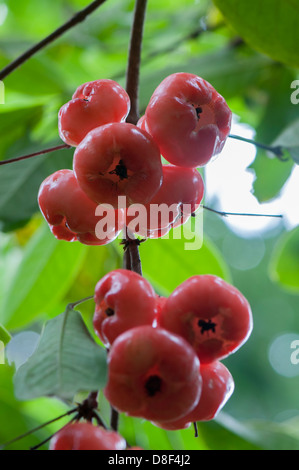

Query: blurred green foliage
[{"left": 0, "top": 0, "right": 299, "bottom": 451}]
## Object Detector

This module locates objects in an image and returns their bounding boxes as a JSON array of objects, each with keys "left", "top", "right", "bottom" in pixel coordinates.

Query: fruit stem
[
  {"left": 228, "top": 134, "right": 287, "bottom": 160},
  {"left": 125, "top": 0, "right": 148, "bottom": 124},
  {"left": 203, "top": 205, "right": 283, "bottom": 219},
  {"left": 112, "top": 0, "right": 148, "bottom": 432},
  {"left": 0, "top": 0, "right": 108, "bottom": 80},
  {"left": 110, "top": 406, "right": 120, "bottom": 432}
]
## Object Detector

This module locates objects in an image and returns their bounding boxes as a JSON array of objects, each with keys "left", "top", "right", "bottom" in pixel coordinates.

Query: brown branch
[
  {"left": 110, "top": 0, "right": 148, "bottom": 432},
  {"left": 121, "top": 227, "right": 143, "bottom": 276},
  {"left": 0, "top": 0, "right": 108, "bottom": 81},
  {"left": 125, "top": 0, "right": 148, "bottom": 124},
  {"left": 0, "top": 143, "right": 70, "bottom": 166}
]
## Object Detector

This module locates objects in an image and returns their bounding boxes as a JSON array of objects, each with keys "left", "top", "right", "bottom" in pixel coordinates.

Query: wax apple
[
  {"left": 158, "top": 275, "right": 253, "bottom": 363},
  {"left": 104, "top": 326, "right": 202, "bottom": 422},
  {"left": 153, "top": 361, "right": 234, "bottom": 430},
  {"left": 93, "top": 269, "right": 157, "bottom": 347},
  {"left": 145, "top": 73, "right": 232, "bottom": 167},
  {"left": 126, "top": 164, "right": 204, "bottom": 238},
  {"left": 38, "top": 169, "right": 124, "bottom": 245},
  {"left": 73, "top": 122, "right": 163, "bottom": 208},
  {"left": 58, "top": 79, "right": 130, "bottom": 146}
]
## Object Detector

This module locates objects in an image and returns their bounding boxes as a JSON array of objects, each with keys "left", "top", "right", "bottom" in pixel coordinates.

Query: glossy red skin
[
  {"left": 73, "top": 122, "right": 163, "bottom": 208},
  {"left": 104, "top": 326, "right": 202, "bottom": 422},
  {"left": 158, "top": 275, "right": 253, "bottom": 363},
  {"left": 137, "top": 115, "right": 149, "bottom": 132},
  {"left": 145, "top": 73, "right": 232, "bottom": 168},
  {"left": 38, "top": 169, "right": 124, "bottom": 245},
  {"left": 153, "top": 361, "right": 234, "bottom": 430},
  {"left": 125, "top": 164, "right": 204, "bottom": 238},
  {"left": 49, "top": 422, "right": 126, "bottom": 450},
  {"left": 58, "top": 79, "right": 130, "bottom": 146},
  {"left": 93, "top": 269, "right": 157, "bottom": 347}
]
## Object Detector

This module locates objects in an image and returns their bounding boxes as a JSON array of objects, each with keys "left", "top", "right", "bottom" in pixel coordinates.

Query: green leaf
[
  {"left": 213, "top": 0, "right": 299, "bottom": 67},
  {"left": 269, "top": 227, "right": 299, "bottom": 293},
  {"left": 1, "top": 222, "right": 87, "bottom": 329},
  {"left": 0, "top": 102, "right": 45, "bottom": 157},
  {"left": 248, "top": 67, "right": 297, "bottom": 202},
  {"left": 0, "top": 142, "right": 74, "bottom": 232},
  {"left": 0, "top": 323, "right": 11, "bottom": 346},
  {"left": 272, "top": 119, "right": 299, "bottom": 165},
  {"left": 140, "top": 225, "right": 231, "bottom": 295},
  {"left": 250, "top": 151, "right": 294, "bottom": 202},
  {"left": 14, "top": 306, "right": 107, "bottom": 401}
]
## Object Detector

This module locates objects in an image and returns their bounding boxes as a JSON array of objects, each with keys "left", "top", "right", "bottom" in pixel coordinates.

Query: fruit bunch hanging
[
  {"left": 38, "top": 72, "right": 231, "bottom": 242},
  {"left": 36, "top": 72, "right": 253, "bottom": 450}
]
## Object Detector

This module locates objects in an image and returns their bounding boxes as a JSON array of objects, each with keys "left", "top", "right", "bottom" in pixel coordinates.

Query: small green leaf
[
  {"left": 272, "top": 119, "right": 299, "bottom": 165},
  {"left": 269, "top": 227, "right": 299, "bottom": 293},
  {"left": 0, "top": 323, "right": 11, "bottom": 346},
  {"left": 213, "top": 0, "right": 299, "bottom": 67},
  {"left": 250, "top": 151, "right": 294, "bottom": 202},
  {"left": 14, "top": 306, "right": 107, "bottom": 401},
  {"left": 0, "top": 142, "right": 74, "bottom": 232}
]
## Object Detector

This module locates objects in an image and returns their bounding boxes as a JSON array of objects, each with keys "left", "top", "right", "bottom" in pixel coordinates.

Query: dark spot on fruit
[
  {"left": 145, "top": 375, "right": 162, "bottom": 397},
  {"left": 197, "top": 319, "right": 217, "bottom": 335},
  {"left": 109, "top": 159, "right": 128, "bottom": 180},
  {"left": 105, "top": 307, "right": 115, "bottom": 317}
]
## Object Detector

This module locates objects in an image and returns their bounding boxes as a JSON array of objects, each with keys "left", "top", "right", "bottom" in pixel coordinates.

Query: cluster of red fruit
[
  {"left": 93, "top": 269, "right": 253, "bottom": 430},
  {"left": 38, "top": 73, "right": 232, "bottom": 243},
  {"left": 49, "top": 269, "right": 252, "bottom": 450}
]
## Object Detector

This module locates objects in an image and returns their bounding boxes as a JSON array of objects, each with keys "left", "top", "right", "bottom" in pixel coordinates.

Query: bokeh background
[{"left": 1, "top": 0, "right": 299, "bottom": 450}]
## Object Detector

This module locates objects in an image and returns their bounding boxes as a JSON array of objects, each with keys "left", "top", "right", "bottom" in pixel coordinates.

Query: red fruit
[
  {"left": 145, "top": 73, "right": 232, "bottom": 167},
  {"left": 154, "top": 295, "right": 167, "bottom": 320},
  {"left": 158, "top": 275, "right": 253, "bottom": 363},
  {"left": 93, "top": 269, "right": 157, "bottom": 347},
  {"left": 38, "top": 169, "right": 124, "bottom": 245},
  {"left": 58, "top": 79, "right": 130, "bottom": 146},
  {"left": 126, "top": 164, "right": 204, "bottom": 238},
  {"left": 73, "top": 122, "right": 163, "bottom": 208},
  {"left": 104, "top": 325, "right": 202, "bottom": 422},
  {"left": 136, "top": 115, "right": 149, "bottom": 132},
  {"left": 49, "top": 422, "right": 126, "bottom": 450},
  {"left": 153, "top": 361, "right": 234, "bottom": 430}
]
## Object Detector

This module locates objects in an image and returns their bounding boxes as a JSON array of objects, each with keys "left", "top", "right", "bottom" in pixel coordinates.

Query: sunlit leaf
[
  {"left": 1, "top": 223, "right": 87, "bottom": 329},
  {"left": 213, "top": 0, "right": 299, "bottom": 67}
]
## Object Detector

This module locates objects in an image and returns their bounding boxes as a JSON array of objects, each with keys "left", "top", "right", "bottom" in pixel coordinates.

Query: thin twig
[
  {"left": 0, "top": 408, "right": 78, "bottom": 450},
  {"left": 0, "top": 0, "right": 108, "bottom": 81},
  {"left": 0, "top": 143, "right": 70, "bottom": 166},
  {"left": 203, "top": 205, "right": 283, "bottom": 219},
  {"left": 110, "top": 406, "right": 120, "bottom": 432},
  {"left": 229, "top": 134, "right": 287, "bottom": 160},
  {"left": 30, "top": 414, "right": 79, "bottom": 450},
  {"left": 68, "top": 295, "right": 94, "bottom": 310},
  {"left": 125, "top": 0, "right": 148, "bottom": 124}
]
